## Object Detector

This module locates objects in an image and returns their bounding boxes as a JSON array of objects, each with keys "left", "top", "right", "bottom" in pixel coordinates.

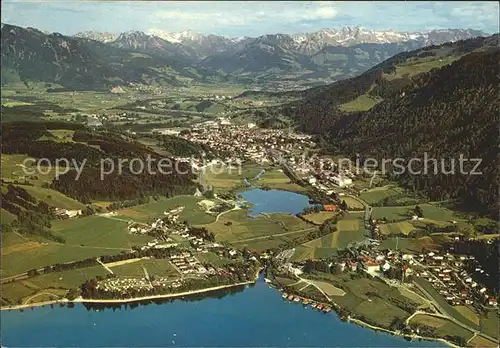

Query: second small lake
[{"left": 240, "top": 188, "right": 314, "bottom": 217}]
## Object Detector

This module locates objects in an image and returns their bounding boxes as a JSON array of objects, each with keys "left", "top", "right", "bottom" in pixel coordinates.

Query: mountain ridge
[
  {"left": 280, "top": 34, "right": 499, "bottom": 216},
  {"left": 1, "top": 23, "right": 490, "bottom": 90}
]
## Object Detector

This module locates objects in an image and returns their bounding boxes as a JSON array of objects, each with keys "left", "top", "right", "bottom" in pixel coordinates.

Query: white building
[{"left": 330, "top": 174, "right": 352, "bottom": 187}]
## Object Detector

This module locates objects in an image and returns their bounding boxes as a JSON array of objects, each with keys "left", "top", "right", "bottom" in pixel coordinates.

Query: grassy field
[
  {"left": 307, "top": 279, "right": 345, "bottom": 296},
  {"left": 380, "top": 236, "right": 438, "bottom": 253},
  {"left": 232, "top": 236, "right": 296, "bottom": 252},
  {"left": 301, "top": 211, "right": 337, "bottom": 225},
  {"left": 292, "top": 213, "right": 365, "bottom": 261},
  {"left": 339, "top": 93, "right": 383, "bottom": 112},
  {"left": 115, "top": 195, "right": 215, "bottom": 225},
  {"left": 51, "top": 215, "right": 151, "bottom": 249},
  {"left": 1, "top": 265, "right": 108, "bottom": 305},
  {"left": 203, "top": 163, "right": 305, "bottom": 193},
  {"left": 195, "top": 251, "right": 241, "bottom": 267},
  {"left": 410, "top": 314, "right": 475, "bottom": 342},
  {"left": 1, "top": 154, "right": 59, "bottom": 186},
  {"left": 203, "top": 163, "right": 262, "bottom": 191},
  {"left": 22, "top": 185, "right": 85, "bottom": 210},
  {"left": 479, "top": 309, "right": 499, "bottom": 339},
  {"left": 414, "top": 277, "right": 480, "bottom": 330},
  {"left": 341, "top": 196, "right": 365, "bottom": 210},
  {"left": 469, "top": 335, "right": 498, "bottom": 348},
  {"left": 314, "top": 273, "right": 419, "bottom": 328},
  {"left": 256, "top": 169, "right": 307, "bottom": 192},
  {"left": 335, "top": 213, "right": 366, "bottom": 249},
  {"left": 1, "top": 208, "right": 16, "bottom": 224},
  {"left": 1, "top": 242, "right": 132, "bottom": 278},
  {"left": 1, "top": 214, "right": 152, "bottom": 278},
  {"left": 372, "top": 203, "right": 458, "bottom": 223},
  {"left": 388, "top": 56, "right": 460, "bottom": 79},
  {"left": 359, "top": 185, "right": 405, "bottom": 205},
  {"left": 454, "top": 305, "right": 480, "bottom": 325},
  {"left": 379, "top": 221, "right": 416, "bottom": 236},
  {"left": 111, "top": 258, "right": 179, "bottom": 279},
  {"left": 38, "top": 129, "right": 75, "bottom": 143},
  {"left": 1, "top": 154, "right": 85, "bottom": 211},
  {"left": 202, "top": 209, "right": 312, "bottom": 244}
]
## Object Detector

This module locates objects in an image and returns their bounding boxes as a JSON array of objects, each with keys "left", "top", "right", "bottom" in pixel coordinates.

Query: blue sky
[{"left": 2, "top": 1, "right": 499, "bottom": 36}]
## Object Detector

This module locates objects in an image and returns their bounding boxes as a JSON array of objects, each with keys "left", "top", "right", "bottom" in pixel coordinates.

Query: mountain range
[
  {"left": 76, "top": 26, "right": 486, "bottom": 55},
  {"left": 1, "top": 23, "right": 489, "bottom": 89}
]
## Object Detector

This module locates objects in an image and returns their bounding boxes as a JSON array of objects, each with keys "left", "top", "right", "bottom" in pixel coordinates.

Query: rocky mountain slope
[
  {"left": 0, "top": 24, "right": 223, "bottom": 89},
  {"left": 1, "top": 23, "right": 489, "bottom": 89}
]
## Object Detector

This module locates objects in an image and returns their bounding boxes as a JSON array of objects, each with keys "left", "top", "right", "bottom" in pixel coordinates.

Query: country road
[{"left": 413, "top": 279, "right": 498, "bottom": 343}]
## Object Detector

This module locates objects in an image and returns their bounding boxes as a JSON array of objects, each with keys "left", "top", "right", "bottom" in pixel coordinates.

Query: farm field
[
  {"left": 202, "top": 209, "right": 313, "bottom": 244},
  {"left": 256, "top": 169, "right": 307, "bottom": 192},
  {"left": 306, "top": 279, "right": 345, "bottom": 296},
  {"left": 203, "top": 163, "right": 263, "bottom": 191},
  {"left": 338, "top": 93, "right": 382, "bottom": 112},
  {"left": 379, "top": 221, "right": 416, "bottom": 236},
  {"left": 469, "top": 335, "right": 498, "bottom": 348},
  {"left": 1, "top": 208, "right": 16, "bottom": 224},
  {"left": 335, "top": 213, "right": 366, "bottom": 249},
  {"left": 38, "top": 129, "right": 75, "bottom": 142},
  {"left": 0, "top": 154, "right": 60, "bottom": 186},
  {"left": 341, "top": 196, "right": 365, "bottom": 210},
  {"left": 115, "top": 195, "right": 215, "bottom": 225},
  {"left": 195, "top": 251, "right": 241, "bottom": 267},
  {"left": 300, "top": 211, "right": 336, "bottom": 225},
  {"left": 316, "top": 273, "right": 420, "bottom": 328},
  {"left": 372, "top": 203, "right": 459, "bottom": 223},
  {"left": 1, "top": 266, "right": 108, "bottom": 306},
  {"left": 479, "top": 310, "right": 499, "bottom": 339},
  {"left": 291, "top": 213, "right": 365, "bottom": 261},
  {"left": 380, "top": 236, "right": 438, "bottom": 253},
  {"left": 414, "top": 278, "right": 480, "bottom": 330},
  {"left": 389, "top": 56, "right": 460, "bottom": 79},
  {"left": 1, "top": 242, "right": 129, "bottom": 278},
  {"left": 359, "top": 185, "right": 405, "bottom": 205},
  {"left": 111, "top": 258, "right": 179, "bottom": 279},
  {"left": 21, "top": 185, "right": 85, "bottom": 210},
  {"left": 453, "top": 305, "right": 480, "bottom": 325},
  {"left": 51, "top": 215, "right": 151, "bottom": 249},
  {"left": 232, "top": 236, "right": 295, "bottom": 252},
  {"left": 409, "top": 314, "right": 475, "bottom": 343}
]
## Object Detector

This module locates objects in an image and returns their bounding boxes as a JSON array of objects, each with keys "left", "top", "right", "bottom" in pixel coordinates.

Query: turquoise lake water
[
  {"left": 240, "top": 188, "right": 314, "bottom": 216},
  {"left": 1, "top": 276, "right": 444, "bottom": 347}
]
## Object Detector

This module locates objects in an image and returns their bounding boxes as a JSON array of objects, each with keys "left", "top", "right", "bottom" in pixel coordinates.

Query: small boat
[
  {"left": 293, "top": 296, "right": 301, "bottom": 302},
  {"left": 282, "top": 293, "right": 288, "bottom": 299},
  {"left": 316, "top": 304, "right": 324, "bottom": 310},
  {"left": 323, "top": 307, "right": 331, "bottom": 313},
  {"left": 311, "top": 303, "right": 317, "bottom": 309},
  {"left": 287, "top": 295, "right": 294, "bottom": 301},
  {"left": 302, "top": 298, "right": 310, "bottom": 305}
]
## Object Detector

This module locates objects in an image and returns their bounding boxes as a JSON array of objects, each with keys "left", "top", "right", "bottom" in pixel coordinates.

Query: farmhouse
[{"left": 323, "top": 204, "right": 337, "bottom": 212}]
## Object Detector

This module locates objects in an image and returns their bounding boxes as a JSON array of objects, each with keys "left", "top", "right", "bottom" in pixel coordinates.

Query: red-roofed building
[{"left": 323, "top": 205, "right": 337, "bottom": 212}]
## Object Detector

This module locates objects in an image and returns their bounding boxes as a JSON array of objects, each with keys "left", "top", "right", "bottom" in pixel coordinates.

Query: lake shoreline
[
  {"left": 3, "top": 279, "right": 459, "bottom": 348},
  {"left": 348, "top": 317, "right": 459, "bottom": 348},
  {"left": 1, "top": 271, "right": 461, "bottom": 348},
  {"left": 1, "top": 269, "right": 261, "bottom": 312}
]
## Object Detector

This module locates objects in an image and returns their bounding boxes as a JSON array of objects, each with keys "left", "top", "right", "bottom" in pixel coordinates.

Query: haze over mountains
[
  {"left": 1, "top": 23, "right": 488, "bottom": 90},
  {"left": 76, "top": 26, "right": 486, "bottom": 54}
]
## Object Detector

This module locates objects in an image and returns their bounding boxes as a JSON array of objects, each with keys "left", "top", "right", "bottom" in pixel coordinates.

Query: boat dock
[{"left": 281, "top": 292, "right": 332, "bottom": 313}]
